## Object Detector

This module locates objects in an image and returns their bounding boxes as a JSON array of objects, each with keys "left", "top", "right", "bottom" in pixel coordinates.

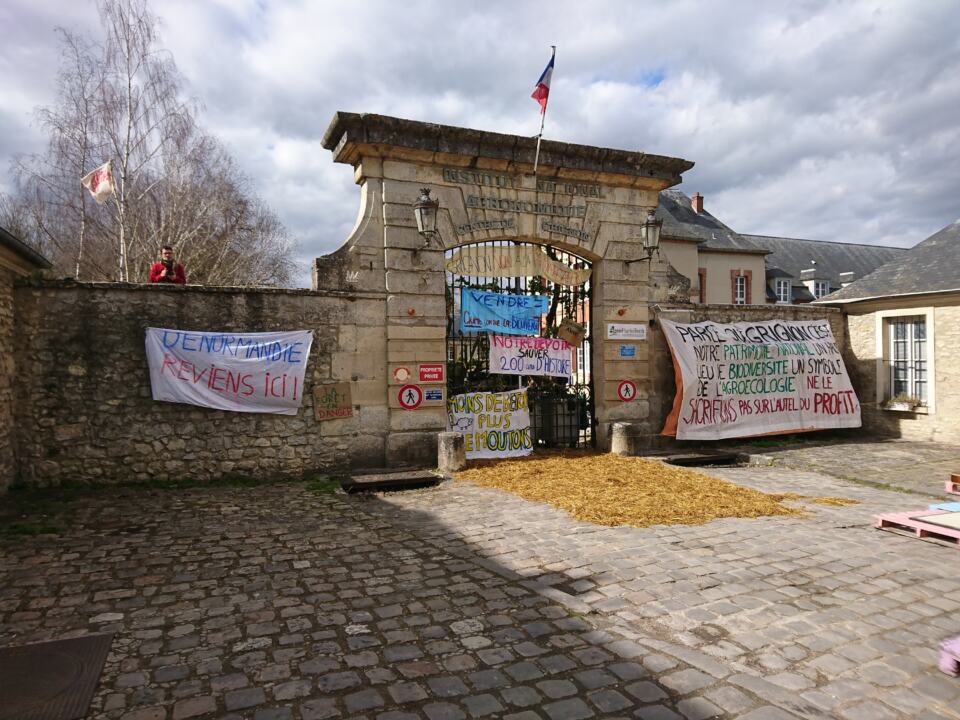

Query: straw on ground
[{"left": 455, "top": 452, "right": 855, "bottom": 528}]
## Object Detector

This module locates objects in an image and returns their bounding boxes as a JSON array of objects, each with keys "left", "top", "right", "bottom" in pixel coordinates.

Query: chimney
[
  {"left": 691, "top": 192, "right": 704, "bottom": 213},
  {"left": 839, "top": 271, "right": 856, "bottom": 287}
]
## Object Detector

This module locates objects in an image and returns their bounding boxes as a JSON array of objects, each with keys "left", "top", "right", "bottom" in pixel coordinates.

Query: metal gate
[{"left": 445, "top": 241, "right": 594, "bottom": 449}]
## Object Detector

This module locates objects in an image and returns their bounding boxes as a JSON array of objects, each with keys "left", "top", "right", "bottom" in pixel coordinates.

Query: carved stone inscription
[
  {"left": 456, "top": 218, "right": 516, "bottom": 236},
  {"left": 442, "top": 168, "right": 606, "bottom": 198},
  {"left": 466, "top": 195, "right": 586, "bottom": 218},
  {"left": 541, "top": 219, "right": 590, "bottom": 242}
]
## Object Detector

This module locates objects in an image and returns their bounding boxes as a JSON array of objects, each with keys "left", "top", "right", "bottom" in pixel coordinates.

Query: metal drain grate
[{"left": 0, "top": 633, "right": 114, "bottom": 720}]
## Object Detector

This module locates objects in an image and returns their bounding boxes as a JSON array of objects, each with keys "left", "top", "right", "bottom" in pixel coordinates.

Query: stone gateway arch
[{"left": 315, "top": 113, "right": 694, "bottom": 467}]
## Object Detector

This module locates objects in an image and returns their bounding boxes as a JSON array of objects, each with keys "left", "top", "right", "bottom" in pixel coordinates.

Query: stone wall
[
  {"left": 13, "top": 281, "right": 388, "bottom": 487},
  {"left": 842, "top": 296, "right": 960, "bottom": 443},
  {"left": 0, "top": 267, "right": 15, "bottom": 491},
  {"left": 5, "top": 277, "right": 865, "bottom": 488}
]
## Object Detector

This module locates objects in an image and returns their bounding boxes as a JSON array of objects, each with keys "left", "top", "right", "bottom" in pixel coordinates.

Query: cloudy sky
[{"left": 2, "top": 0, "right": 959, "bottom": 286}]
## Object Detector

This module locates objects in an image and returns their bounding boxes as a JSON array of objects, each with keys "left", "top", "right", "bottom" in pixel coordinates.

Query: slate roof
[
  {"left": 657, "top": 191, "right": 767, "bottom": 254},
  {"left": 743, "top": 233, "right": 906, "bottom": 293},
  {"left": 0, "top": 226, "right": 52, "bottom": 270},
  {"left": 818, "top": 220, "right": 960, "bottom": 303}
]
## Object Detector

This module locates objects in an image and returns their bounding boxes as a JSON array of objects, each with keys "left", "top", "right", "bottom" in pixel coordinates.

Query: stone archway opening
[{"left": 444, "top": 240, "right": 594, "bottom": 449}]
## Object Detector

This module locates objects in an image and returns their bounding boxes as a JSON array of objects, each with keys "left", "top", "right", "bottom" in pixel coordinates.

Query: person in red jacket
[{"left": 149, "top": 246, "right": 186, "bottom": 284}]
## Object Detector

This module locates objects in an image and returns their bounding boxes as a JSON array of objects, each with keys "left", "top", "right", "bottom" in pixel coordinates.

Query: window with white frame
[
  {"left": 734, "top": 275, "right": 746, "bottom": 305},
  {"left": 814, "top": 280, "right": 830, "bottom": 298},
  {"left": 775, "top": 279, "right": 791, "bottom": 304},
  {"left": 889, "top": 316, "right": 927, "bottom": 403}
]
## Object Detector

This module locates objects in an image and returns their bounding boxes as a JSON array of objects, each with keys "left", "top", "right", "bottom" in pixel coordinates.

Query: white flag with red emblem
[{"left": 80, "top": 160, "right": 115, "bottom": 204}]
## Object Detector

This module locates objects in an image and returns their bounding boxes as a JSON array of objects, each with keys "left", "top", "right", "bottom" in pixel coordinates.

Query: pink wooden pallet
[
  {"left": 875, "top": 510, "right": 960, "bottom": 547},
  {"left": 941, "top": 636, "right": 960, "bottom": 676},
  {"left": 946, "top": 474, "right": 960, "bottom": 496}
]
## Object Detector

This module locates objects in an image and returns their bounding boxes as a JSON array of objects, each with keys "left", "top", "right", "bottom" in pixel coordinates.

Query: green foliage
[
  {"left": 305, "top": 476, "right": 341, "bottom": 495},
  {"left": 2, "top": 522, "right": 60, "bottom": 536}
]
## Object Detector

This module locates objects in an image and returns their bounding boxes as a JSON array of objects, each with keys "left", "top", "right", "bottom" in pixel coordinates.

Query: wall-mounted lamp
[
  {"left": 624, "top": 209, "right": 663, "bottom": 265},
  {"left": 412, "top": 187, "right": 440, "bottom": 248}
]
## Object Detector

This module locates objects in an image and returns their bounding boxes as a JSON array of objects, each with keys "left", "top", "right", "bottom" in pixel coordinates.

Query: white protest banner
[
  {"left": 660, "top": 319, "right": 860, "bottom": 440},
  {"left": 488, "top": 334, "right": 572, "bottom": 378},
  {"left": 145, "top": 328, "right": 313, "bottom": 415},
  {"left": 447, "top": 389, "right": 532, "bottom": 459},
  {"left": 445, "top": 245, "right": 592, "bottom": 286}
]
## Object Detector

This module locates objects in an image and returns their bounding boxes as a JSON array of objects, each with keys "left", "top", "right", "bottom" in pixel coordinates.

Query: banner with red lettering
[
  {"left": 488, "top": 334, "right": 572, "bottom": 378},
  {"left": 145, "top": 328, "right": 313, "bottom": 415},
  {"left": 660, "top": 319, "right": 860, "bottom": 440}
]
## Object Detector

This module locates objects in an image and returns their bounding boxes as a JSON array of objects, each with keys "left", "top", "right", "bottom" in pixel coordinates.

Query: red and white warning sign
[
  {"left": 418, "top": 363, "right": 445, "bottom": 383},
  {"left": 617, "top": 379, "right": 638, "bottom": 402},
  {"left": 398, "top": 384, "right": 423, "bottom": 410},
  {"left": 392, "top": 366, "right": 411, "bottom": 383}
]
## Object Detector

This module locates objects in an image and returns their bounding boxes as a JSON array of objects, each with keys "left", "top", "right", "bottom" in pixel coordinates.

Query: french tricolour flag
[{"left": 531, "top": 49, "right": 555, "bottom": 113}]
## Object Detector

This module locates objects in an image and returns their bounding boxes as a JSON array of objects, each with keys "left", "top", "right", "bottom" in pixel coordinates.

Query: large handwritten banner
[
  {"left": 145, "top": 328, "right": 313, "bottom": 415},
  {"left": 447, "top": 389, "right": 532, "bottom": 459},
  {"left": 488, "top": 335, "right": 572, "bottom": 378},
  {"left": 461, "top": 289, "right": 548, "bottom": 335},
  {"left": 445, "top": 245, "right": 592, "bottom": 286},
  {"left": 660, "top": 319, "right": 860, "bottom": 440}
]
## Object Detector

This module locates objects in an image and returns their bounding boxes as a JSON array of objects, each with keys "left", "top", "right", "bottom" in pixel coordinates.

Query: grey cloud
[{"left": 3, "top": 0, "right": 960, "bottom": 287}]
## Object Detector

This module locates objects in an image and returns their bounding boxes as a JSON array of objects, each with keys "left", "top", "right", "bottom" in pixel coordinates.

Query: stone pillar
[
  {"left": 611, "top": 422, "right": 639, "bottom": 456},
  {"left": 382, "top": 168, "right": 447, "bottom": 466},
  {"left": 437, "top": 432, "right": 466, "bottom": 474},
  {"left": 610, "top": 422, "right": 666, "bottom": 456}
]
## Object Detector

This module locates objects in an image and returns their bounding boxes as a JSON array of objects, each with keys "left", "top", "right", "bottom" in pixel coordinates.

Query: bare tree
[{"left": 5, "top": 0, "right": 295, "bottom": 286}]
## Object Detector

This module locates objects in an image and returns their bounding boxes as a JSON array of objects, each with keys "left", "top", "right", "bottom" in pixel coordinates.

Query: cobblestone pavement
[
  {"left": 1, "top": 445, "right": 958, "bottom": 720},
  {"left": 732, "top": 438, "right": 960, "bottom": 497}
]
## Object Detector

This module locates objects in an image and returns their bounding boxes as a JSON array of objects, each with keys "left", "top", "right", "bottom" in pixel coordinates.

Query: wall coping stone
[
  {"left": 657, "top": 303, "right": 842, "bottom": 315},
  {"left": 14, "top": 278, "right": 383, "bottom": 300},
  {"left": 321, "top": 112, "right": 694, "bottom": 186}
]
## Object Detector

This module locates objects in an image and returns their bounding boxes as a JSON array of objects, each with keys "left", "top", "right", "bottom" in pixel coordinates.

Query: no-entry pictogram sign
[
  {"left": 398, "top": 384, "right": 423, "bottom": 410},
  {"left": 617, "top": 379, "right": 638, "bottom": 402}
]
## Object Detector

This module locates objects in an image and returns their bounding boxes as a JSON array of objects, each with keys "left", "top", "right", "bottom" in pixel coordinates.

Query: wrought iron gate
[{"left": 445, "top": 241, "right": 594, "bottom": 449}]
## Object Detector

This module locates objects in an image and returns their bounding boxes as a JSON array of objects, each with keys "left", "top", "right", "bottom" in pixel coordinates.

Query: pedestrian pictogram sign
[
  {"left": 617, "top": 379, "right": 638, "bottom": 402},
  {"left": 398, "top": 384, "right": 423, "bottom": 409}
]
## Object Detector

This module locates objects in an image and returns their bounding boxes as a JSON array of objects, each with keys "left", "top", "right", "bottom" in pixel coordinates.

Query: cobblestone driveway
[{"left": 1, "top": 444, "right": 959, "bottom": 720}]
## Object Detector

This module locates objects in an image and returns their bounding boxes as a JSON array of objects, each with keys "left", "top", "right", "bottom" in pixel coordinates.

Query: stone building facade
[
  {"left": 822, "top": 220, "right": 960, "bottom": 443},
  {"left": 1, "top": 227, "right": 51, "bottom": 492},
  {"left": 841, "top": 296, "right": 960, "bottom": 443}
]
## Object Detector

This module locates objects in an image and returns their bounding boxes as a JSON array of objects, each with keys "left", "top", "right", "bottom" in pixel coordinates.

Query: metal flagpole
[
  {"left": 532, "top": 45, "right": 555, "bottom": 176},
  {"left": 107, "top": 160, "right": 126, "bottom": 282},
  {"left": 533, "top": 111, "right": 547, "bottom": 176}
]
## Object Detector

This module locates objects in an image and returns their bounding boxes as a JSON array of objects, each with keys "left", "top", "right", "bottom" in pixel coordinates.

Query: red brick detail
[{"left": 698, "top": 268, "right": 707, "bottom": 304}]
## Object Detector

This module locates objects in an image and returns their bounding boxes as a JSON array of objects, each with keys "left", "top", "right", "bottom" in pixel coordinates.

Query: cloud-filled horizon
[{"left": 2, "top": 0, "right": 959, "bottom": 287}]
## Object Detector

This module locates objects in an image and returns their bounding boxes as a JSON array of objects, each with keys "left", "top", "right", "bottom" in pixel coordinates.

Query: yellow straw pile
[{"left": 455, "top": 451, "right": 855, "bottom": 528}]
